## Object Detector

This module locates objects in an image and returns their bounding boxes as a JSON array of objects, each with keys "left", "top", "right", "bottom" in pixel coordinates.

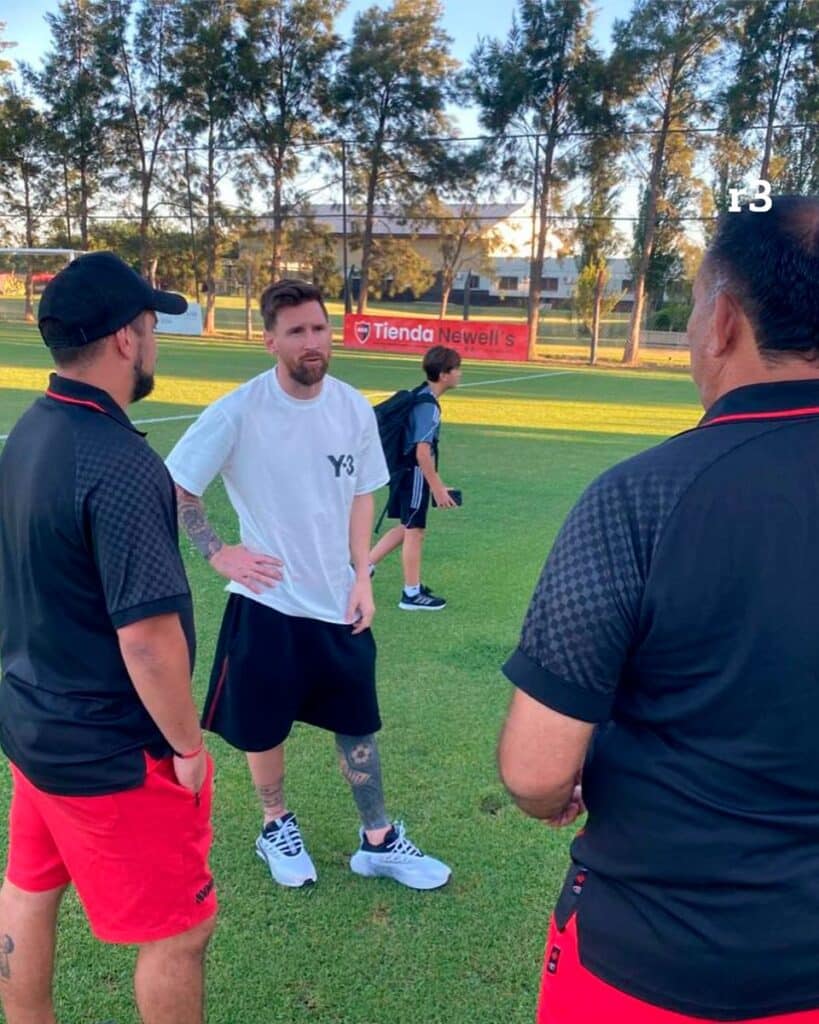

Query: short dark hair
[
  {"left": 423, "top": 345, "right": 461, "bottom": 381},
  {"left": 705, "top": 195, "right": 819, "bottom": 361},
  {"left": 50, "top": 334, "right": 109, "bottom": 369},
  {"left": 49, "top": 310, "right": 151, "bottom": 369},
  {"left": 259, "top": 279, "right": 328, "bottom": 332}
]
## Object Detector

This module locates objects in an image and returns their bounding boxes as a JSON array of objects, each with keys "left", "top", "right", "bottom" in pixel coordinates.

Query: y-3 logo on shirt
[{"left": 327, "top": 454, "right": 355, "bottom": 477}]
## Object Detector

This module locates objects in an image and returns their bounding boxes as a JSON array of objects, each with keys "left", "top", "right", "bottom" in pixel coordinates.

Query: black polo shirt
[
  {"left": 0, "top": 374, "right": 195, "bottom": 796},
  {"left": 504, "top": 378, "right": 819, "bottom": 1020}
]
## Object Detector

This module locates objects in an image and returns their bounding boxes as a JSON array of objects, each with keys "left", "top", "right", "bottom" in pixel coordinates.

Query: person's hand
[
  {"left": 346, "top": 576, "right": 375, "bottom": 634},
  {"left": 173, "top": 746, "right": 208, "bottom": 794},
  {"left": 209, "top": 544, "right": 283, "bottom": 593},
  {"left": 433, "top": 486, "right": 458, "bottom": 509},
  {"left": 546, "top": 782, "right": 585, "bottom": 828}
]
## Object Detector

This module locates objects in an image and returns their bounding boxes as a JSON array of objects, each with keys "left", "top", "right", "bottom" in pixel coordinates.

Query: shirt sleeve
[
  {"left": 83, "top": 445, "right": 191, "bottom": 629},
  {"left": 407, "top": 399, "right": 440, "bottom": 448},
  {"left": 165, "top": 404, "right": 237, "bottom": 497},
  {"left": 502, "top": 472, "right": 645, "bottom": 723},
  {"left": 355, "top": 403, "right": 390, "bottom": 495}
]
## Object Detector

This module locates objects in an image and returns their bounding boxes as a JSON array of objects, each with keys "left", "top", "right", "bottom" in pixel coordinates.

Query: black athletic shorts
[
  {"left": 202, "top": 594, "right": 381, "bottom": 751},
  {"left": 387, "top": 465, "right": 430, "bottom": 529}
]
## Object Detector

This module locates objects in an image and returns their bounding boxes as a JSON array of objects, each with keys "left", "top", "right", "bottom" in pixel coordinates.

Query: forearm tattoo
[
  {"left": 255, "top": 779, "right": 286, "bottom": 821},
  {"left": 0, "top": 934, "right": 14, "bottom": 981},
  {"left": 335, "top": 733, "right": 388, "bottom": 830},
  {"left": 176, "top": 485, "right": 223, "bottom": 560}
]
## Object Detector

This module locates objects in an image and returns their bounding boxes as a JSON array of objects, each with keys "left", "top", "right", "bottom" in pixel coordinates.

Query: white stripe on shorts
[{"left": 410, "top": 466, "right": 424, "bottom": 509}]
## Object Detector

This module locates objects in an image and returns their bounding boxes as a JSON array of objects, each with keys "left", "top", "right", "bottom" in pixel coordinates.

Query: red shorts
[
  {"left": 6, "top": 754, "right": 217, "bottom": 944},
  {"left": 539, "top": 915, "right": 819, "bottom": 1024}
]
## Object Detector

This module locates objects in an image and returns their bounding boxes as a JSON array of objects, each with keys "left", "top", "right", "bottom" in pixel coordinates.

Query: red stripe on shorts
[{"left": 203, "top": 656, "right": 229, "bottom": 730}]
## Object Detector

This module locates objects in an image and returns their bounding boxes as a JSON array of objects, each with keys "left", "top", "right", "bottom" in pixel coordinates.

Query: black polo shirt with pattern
[
  {"left": 504, "top": 378, "right": 819, "bottom": 1020},
  {"left": 0, "top": 374, "right": 195, "bottom": 796}
]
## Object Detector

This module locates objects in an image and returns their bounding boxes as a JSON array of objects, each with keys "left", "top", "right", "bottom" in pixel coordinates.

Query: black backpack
[
  {"left": 374, "top": 383, "right": 439, "bottom": 480},
  {"left": 373, "top": 383, "right": 438, "bottom": 530}
]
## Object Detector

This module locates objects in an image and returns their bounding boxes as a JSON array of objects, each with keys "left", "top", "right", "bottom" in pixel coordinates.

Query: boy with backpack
[{"left": 369, "top": 345, "right": 462, "bottom": 610}]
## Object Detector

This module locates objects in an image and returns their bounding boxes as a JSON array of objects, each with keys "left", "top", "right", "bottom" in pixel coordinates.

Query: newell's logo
[{"left": 355, "top": 322, "right": 371, "bottom": 344}]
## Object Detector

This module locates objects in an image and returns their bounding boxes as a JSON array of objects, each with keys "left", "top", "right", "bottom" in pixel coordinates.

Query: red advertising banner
[{"left": 343, "top": 313, "right": 529, "bottom": 362}]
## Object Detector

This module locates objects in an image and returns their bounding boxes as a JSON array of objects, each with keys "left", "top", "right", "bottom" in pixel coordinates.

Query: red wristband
[{"left": 173, "top": 739, "right": 204, "bottom": 759}]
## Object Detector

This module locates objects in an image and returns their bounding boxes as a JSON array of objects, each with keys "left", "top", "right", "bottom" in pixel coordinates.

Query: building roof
[{"left": 264, "top": 202, "right": 534, "bottom": 238}]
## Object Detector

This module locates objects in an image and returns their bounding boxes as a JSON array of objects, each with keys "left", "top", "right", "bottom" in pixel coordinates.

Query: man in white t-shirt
[{"left": 166, "top": 279, "right": 451, "bottom": 891}]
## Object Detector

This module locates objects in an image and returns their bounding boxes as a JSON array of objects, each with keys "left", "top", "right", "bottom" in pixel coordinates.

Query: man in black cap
[
  {"left": 500, "top": 195, "right": 819, "bottom": 1024},
  {"left": 0, "top": 252, "right": 216, "bottom": 1024}
]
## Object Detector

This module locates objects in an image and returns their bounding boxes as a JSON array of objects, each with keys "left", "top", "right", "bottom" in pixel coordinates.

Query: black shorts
[
  {"left": 202, "top": 595, "right": 381, "bottom": 751},
  {"left": 387, "top": 466, "right": 430, "bottom": 529}
]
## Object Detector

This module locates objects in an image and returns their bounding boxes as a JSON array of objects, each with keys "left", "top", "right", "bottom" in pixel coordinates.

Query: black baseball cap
[{"left": 38, "top": 251, "right": 188, "bottom": 349}]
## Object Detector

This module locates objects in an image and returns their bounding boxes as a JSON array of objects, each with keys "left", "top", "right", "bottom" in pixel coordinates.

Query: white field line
[{"left": 0, "top": 369, "right": 577, "bottom": 442}]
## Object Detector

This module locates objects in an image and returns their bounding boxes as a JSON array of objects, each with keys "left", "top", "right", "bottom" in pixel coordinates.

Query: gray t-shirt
[{"left": 403, "top": 383, "right": 441, "bottom": 456}]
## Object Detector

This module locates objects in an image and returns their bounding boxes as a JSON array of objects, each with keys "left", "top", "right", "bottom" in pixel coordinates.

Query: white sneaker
[
  {"left": 255, "top": 813, "right": 317, "bottom": 888},
  {"left": 350, "top": 821, "right": 451, "bottom": 890}
]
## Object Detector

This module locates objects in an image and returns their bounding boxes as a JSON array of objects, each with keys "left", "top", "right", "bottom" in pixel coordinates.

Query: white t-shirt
[{"left": 166, "top": 367, "right": 389, "bottom": 624}]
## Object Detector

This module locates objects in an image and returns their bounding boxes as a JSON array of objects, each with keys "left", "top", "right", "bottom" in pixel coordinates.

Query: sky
[
  {"left": 2, "top": 0, "right": 633, "bottom": 138},
  {"left": 1, "top": 0, "right": 640, "bottom": 238}
]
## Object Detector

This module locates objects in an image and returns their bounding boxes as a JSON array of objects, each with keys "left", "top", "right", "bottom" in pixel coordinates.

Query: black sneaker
[{"left": 399, "top": 588, "right": 446, "bottom": 611}]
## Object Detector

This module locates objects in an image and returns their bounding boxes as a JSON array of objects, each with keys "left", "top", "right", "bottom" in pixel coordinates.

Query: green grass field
[
  {"left": 0, "top": 320, "right": 702, "bottom": 1024},
  {"left": 0, "top": 294, "right": 692, "bottom": 372}
]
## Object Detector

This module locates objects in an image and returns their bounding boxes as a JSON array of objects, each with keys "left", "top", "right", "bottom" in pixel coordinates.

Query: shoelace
[
  {"left": 264, "top": 817, "right": 304, "bottom": 857},
  {"left": 385, "top": 821, "right": 423, "bottom": 858}
]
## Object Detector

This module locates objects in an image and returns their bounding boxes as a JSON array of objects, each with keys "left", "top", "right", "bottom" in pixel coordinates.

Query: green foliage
[
  {"left": 0, "top": 272, "right": 23, "bottom": 297},
  {"left": 574, "top": 261, "right": 622, "bottom": 334},
  {"left": 720, "top": 0, "right": 814, "bottom": 183},
  {"left": 25, "top": 0, "right": 121, "bottom": 248},
  {"left": 407, "top": 148, "right": 499, "bottom": 315},
  {"left": 469, "top": 0, "right": 603, "bottom": 353},
  {"left": 234, "top": 0, "right": 344, "bottom": 278},
  {"left": 0, "top": 21, "right": 15, "bottom": 84},
  {"left": 651, "top": 303, "right": 691, "bottom": 331},
  {"left": 332, "top": 0, "right": 457, "bottom": 311},
  {"left": 366, "top": 236, "right": 434, "bottom": 300},
  {"left": 613, "top": 0, "right": 727, "bottom": 362}
]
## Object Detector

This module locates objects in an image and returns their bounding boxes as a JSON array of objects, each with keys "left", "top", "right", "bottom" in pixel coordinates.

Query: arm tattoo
[
  {"left": 335, "top": 733, "right": 388, "bottom": 831},
  {"left": 0, "top": 934, "right": 14, "bottom": 981},
  {"left": 176, "top": 485, "right": 224, "bottom": 560},
  {"left": 255, "top": 780, "right": 286, "bottom": 821}
]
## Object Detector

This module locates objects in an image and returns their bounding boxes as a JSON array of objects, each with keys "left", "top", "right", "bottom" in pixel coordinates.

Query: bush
[
  {"left": 0, "top": 273, "right": 24, "bottom": 298},
  {"left": 652, "top": 303, "right": 691, "bottom": 331}
]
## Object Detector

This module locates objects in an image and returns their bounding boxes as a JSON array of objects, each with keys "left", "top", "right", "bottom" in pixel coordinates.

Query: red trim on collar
[
  {"left": 705, "top": 406, "right": 819, "bottom": 427},
  {"left": 45, "top": 389, "right": 107, "bottom": 414}
]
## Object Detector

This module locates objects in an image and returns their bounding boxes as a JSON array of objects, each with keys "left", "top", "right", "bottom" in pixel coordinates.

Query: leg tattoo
[
  {"left": 335, "top": 733, "right": 389, "bottom": 830},
  {"left": 256, "top": 779, "right": 286, "bottom": 823},
  {"left": 0, "top": 934, "right": 13, "bottom": 981}
]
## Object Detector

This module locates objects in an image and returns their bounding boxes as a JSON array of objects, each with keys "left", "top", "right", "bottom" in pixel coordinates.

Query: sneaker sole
[
  {"left": 398, "top": 601, "right": 446, "bottom": 611},
  {"left": 349, "top": 853, "right": 451, "bottom": 890},
  {"left": 255, "top": 847, "right": 317, "bottom": 888}
]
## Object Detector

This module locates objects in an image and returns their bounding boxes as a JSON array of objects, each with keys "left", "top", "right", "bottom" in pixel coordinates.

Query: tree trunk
[
  {"left": 245, "top": 264, "right": 253, "bottom": 341},
  {"left": 623, "top": 83, "right": 675, "bottom": 365},
  {"left": 527, "top": 132, "right": 557, "bottom": 361},
  {"left": 358, "top": 135, "right": 385, "bottom": 315},
  {"left": 271, "top": 152, "right": 284, "bottom": 281},
  {"left": 79, "top": 159, "right": 89, "bottom": 250},
  {"left": 140, "top": 178, "right": 151, "bottom": 278},
  {"left": 204, "top": 132, "right": 217, "bottom": 336},
  {"left": 590, "top": 266, "right": 604, "bottom": 365},
  {"left": 184, "top": 147, "right": 200, "bottom": 303},
  {"left": 440, "top": 280, "right": 451, "bottom": 319},
  {"left": 23, "top": 175, "right": 35, "bottom": 322},
  {"left": 62, "top": 159, "right": 73, "bottom": 246}
]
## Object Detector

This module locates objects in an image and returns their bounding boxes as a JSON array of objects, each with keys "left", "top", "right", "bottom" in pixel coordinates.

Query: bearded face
[{"left": 265, "top": 300, "right": 332, "bottom": 394}]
